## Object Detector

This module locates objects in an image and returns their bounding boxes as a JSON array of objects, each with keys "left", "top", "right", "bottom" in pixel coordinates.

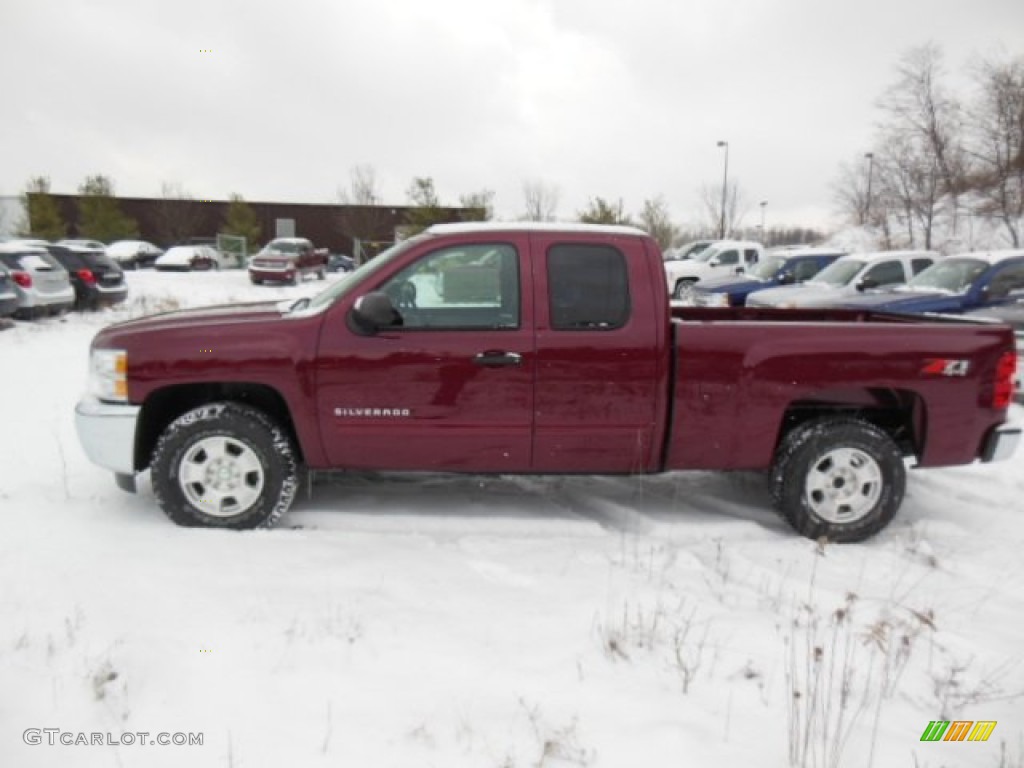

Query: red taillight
[
  {"left": 77, "top": 268, "right": 97, "bottom": 285},
  {"left": 993, "top": 351, "right": 1016, "bottom": 409},
  {"left": 12, "top": 271, "right": 32, "bottom": 288}
]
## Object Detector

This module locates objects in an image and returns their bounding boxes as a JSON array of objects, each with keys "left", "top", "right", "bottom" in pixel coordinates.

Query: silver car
[
  {"left": 0, "top": 263, "right": 18, "bottom": 318},
  {"left": 0, "top": 243, "right": 76, "bottom": 318}
]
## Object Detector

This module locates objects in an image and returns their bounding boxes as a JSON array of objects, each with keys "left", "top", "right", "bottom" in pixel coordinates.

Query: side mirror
[
  {"left": 857, "top": 277, "right": 878, "bottom": 292},
  {"left": 349, "top": 291, "right": 400, "bottom": 335},
  {"left": 778, "top": 271, "right": 795, "bottom": 285},
  {"left": 708, "top": 258, "right": 720, "bottom": 267}
]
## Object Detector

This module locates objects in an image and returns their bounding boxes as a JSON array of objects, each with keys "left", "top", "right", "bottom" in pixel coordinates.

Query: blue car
[
  {"left": 690, "top": 248, "right": 846, "bottom": 307},
  {"left": 838, "top": 250, "right": 1024, "bottom": 315}
]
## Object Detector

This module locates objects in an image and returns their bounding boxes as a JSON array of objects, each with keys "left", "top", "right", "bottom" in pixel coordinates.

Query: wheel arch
[
  {"left": 774, "top": 387, "right": 926, "bottom": 460},
  {"left": 135, "top": 382, "right": 302, "bottom": 471}
]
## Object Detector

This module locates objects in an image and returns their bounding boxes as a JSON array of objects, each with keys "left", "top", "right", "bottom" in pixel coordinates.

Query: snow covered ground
[{"left": 1, "top": 270, "right": 1022, "bottom": 768}]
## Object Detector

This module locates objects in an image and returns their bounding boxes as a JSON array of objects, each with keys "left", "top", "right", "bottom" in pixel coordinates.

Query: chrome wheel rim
[
  {"left": 804, "top": 447, "right": 882, "bottom": 524},
  {"left": 178, "top": 436, "right": 265, "bottom": 517}
]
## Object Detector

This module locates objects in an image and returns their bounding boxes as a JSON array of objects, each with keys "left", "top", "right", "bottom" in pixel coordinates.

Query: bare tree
[
  {"left": 832, "top": 157, "right": 874, "bottom": 226},
  {"left": 637, "top": 196, "right": 678, "bottom": 249},
  {"left": 699, "top": 181, "right": 743, "bottom": 237},
  {"left": 154, "top": 182, "right": 201, "bottom": 246},
  {"left": 877, "top": 44, "right": 967, "bottom": 232},
  {"left": 338, "top": 164, "right": 381, "bottom": 206},
  {"left": 336, "top": 164, "right": 391, "bottom": 259},
  {"left": 965, "top": 54, "right": 1024, "bottom": 246},
  {"left": 521, "top": 179, "right": 559, "bottom": 221}
]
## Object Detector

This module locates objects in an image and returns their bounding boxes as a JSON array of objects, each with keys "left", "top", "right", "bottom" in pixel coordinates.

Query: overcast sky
[{"left": 2, "top": 0, "right": 1021, "bottom": 233}]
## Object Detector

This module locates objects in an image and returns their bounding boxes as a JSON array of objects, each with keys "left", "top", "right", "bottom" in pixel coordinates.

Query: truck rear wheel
[
  {"left": 770, "top": 418, "right": 905, "bottom": 542},
  {"left": 151, "top": 402, "right": 298, "bottom": 529}
]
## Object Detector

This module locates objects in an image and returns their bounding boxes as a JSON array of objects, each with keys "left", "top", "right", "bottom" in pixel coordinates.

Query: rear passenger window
[
  {"left": 865, "top": 261, "right": 905, "bottom": 286},
  {"left": 548, "top": 244, "right": 629, "bottom": 330},
  {"left": 793, "top": 259, "right": 819, "bottom": 281},
  {"left": 987, "top": 263, "right": 1024, "bottom": 298},
  {"left": 911, "top": 258, "right": 933, "bottom": 275},
  {"left": 743, "top": 249, "right": 759, "bottom": 264}
]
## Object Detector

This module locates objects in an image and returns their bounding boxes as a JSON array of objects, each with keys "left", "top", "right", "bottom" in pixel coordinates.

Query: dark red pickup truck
[{"left": 75, "top": 223, "right": 1020, "bottom": 541}]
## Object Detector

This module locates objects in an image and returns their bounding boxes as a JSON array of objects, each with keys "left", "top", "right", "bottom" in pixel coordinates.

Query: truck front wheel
[
  {"left": 151, "top": 403, "right": 299, "bottom": 529},
  {"left": 674, "top": 279, "right": 697, "bottom": 301},
  {"left": 770, "top": 418, "right": 905, "bottom": 542}
]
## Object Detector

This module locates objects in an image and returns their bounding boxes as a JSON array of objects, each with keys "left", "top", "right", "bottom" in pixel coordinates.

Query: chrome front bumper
[{"left": 75, "top": 397, "right": 140, "bottom": 478}]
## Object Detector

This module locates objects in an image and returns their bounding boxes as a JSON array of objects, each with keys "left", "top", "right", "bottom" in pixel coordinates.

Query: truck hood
[
  {"left": 97, "top": 301, "right": 287, "bottom": 338},
  {"left": 745, "top": 283, "right": 833, "bottom": 307},
  {"left": 839, "top": 290, "right": 964, "bottom": 314},
  {"left": 693, "top": 274, "right": 765, "bottom": 294}
]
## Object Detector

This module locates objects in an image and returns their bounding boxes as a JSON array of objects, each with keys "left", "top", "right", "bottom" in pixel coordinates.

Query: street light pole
[
  {"left": 717, "top": 140, "right": 729, "bottom": 238},
  {"left": 760, "top": 200, "right": 767, "bottom": 240},
  {"left": 864, "top": 152, "right": 874, "bottom": 226}
]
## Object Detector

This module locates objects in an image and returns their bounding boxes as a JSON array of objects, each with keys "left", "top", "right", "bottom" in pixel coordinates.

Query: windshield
[
  {"left": 906, "top": 257, "right": 988, "bottom": 294},
  {"left": 302, "top": 235, "right": 428, "bottom": 312},
  {"left": 690, "top": 244, "right": 724, "bottom": 263},
  {"left": 808, "top": 259, "right": 865, "bottom": 287},
  {"left": 749, "top": 255, "right": 786, "bottom": 280},
  {"left": 262, "top": 240, "right": 304, "bottom": 254}
]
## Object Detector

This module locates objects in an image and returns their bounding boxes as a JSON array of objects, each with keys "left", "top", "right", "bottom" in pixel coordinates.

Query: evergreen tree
[
  {"left": 77, "top": 175, "right": 137, "bottom": 242},
  {"left": 220, "top": 193, "right": 262, "bottom": 251},
  {"left": 577, "top": 196, "right": 633, "bottom": 225},
  {"left": 22, "top": 176, "right": 66, "bottom": 240},
  {"left": 403, "top": 177, "right": 448, "bottom": 233}
]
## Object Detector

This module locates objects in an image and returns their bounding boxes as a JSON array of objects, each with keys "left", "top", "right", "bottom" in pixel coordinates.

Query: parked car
[
  {"left": 106, "top": 240, "right": 164, "bottom": 269},
  {"left": 58, "top": 238, "right": 107, "bottom": 250},
  {"left": 248, "top": 237, "right": 328, "bottom": 284},
  {"left": 154, "top": 245, "right": 225, "bottom": 272},
  {"left": 690, "top": 247, "right": 846, "bottom": 307},
  {"left": 664, "top": 239, "right": 765, "bottom": 300},
  {"left": 964, "top": 298, "right": 1024, "bottom": 401},
  {"left": 747, "top": 250, "right": 938, "bottom": 308},
  {"left": 837, "top": 250, "right": 1024, "bottom": 315},
  {"left": 0, "top": 263, "right": 19, "bottom": 318},
  {"left": 327, "top": 253, "right": 356, "bottom": 273},
  {"left": 44, "top": 244, "right": 128, "bottom": 310},
  {"left": 0, "top": 243, "right": 76, "bottom": 318}
]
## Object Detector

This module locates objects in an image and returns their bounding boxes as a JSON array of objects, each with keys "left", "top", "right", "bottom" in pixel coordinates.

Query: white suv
[
  {"left": 665, "top": 240, "right": 765, "bottom": 299},
  {"left": 746, "top": 250, "right": 938, "bottom": 308}
]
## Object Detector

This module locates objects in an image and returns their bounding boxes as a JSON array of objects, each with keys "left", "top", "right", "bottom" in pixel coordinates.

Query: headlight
[
  {"left": 89, "top": 348, "right": 128, "bottom": 402},
  {"left": 702, "top": 292, "right": 730, "bottom": 307}
]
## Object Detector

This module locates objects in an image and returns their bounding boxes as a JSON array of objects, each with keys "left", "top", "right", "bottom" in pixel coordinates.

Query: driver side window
[{"left": 377, "top": 243, "right": 520, "bottom": 330}]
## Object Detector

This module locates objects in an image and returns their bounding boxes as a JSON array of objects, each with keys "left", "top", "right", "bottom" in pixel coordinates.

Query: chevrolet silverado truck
[{"left": 75, "top": 223, "right": 1021, "bottom": 542}]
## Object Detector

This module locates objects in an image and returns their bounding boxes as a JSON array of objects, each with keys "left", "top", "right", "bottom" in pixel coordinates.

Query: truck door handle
[{"left": 473, "top": 351, "right": 522, "bottom": 367}]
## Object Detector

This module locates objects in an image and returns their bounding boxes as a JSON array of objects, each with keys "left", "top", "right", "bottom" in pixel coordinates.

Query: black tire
[
  {"left": 770, "top": 418, "right": 905, "bottom": 542},
  {"left": 673, "top": 279, "right": 697, "bottom": 300},
  {"left": 151, "top": 403, "right": 299, "bottom": 529}
]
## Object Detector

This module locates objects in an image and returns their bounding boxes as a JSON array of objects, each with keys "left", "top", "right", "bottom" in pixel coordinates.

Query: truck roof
[
  {"left": 428, "top": 222, "right": 650, "bottom": 237},
  {"left": 947, "top": 249, "right": 1024, "bottom": 264}
]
